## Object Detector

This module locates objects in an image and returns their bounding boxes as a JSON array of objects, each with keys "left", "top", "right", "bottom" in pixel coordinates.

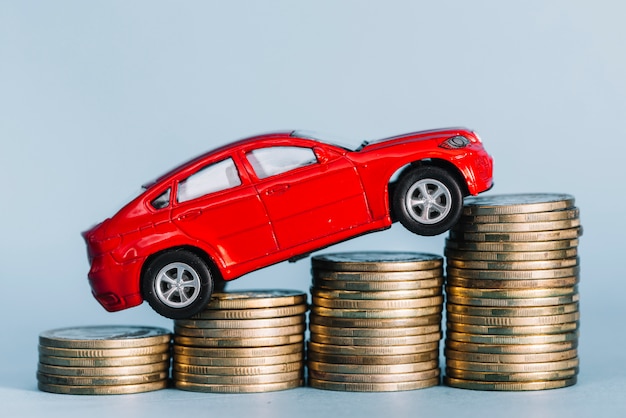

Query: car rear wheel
[
  {"left": 142, "top": 250, "right": 214, "bottom": 319},
  {"left": 393, "top": 166, "right": 463, "bottom": 236}
]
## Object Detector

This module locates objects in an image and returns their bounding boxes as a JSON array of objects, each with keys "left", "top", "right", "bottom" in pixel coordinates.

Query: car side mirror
[{"left": 314, "top": 147, "right": 330, "bottom": 164}]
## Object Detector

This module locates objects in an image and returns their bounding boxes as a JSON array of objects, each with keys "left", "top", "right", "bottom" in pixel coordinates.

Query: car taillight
[{"left": 439, "top": 135, "right": 471, "bottom": 149}]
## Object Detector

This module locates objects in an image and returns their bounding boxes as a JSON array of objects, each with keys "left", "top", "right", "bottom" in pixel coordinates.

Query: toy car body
[{"left": 83, "top": 128, "right": 493, "bottom": 318}]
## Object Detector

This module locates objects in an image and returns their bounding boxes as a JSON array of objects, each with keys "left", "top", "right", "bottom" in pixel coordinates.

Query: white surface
[{"left": 2, "top": 1, "right": 625, "bottom": 416}]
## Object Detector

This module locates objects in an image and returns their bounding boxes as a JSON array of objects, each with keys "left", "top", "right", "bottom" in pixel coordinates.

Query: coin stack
[
  {"left": 172, "top": 290, "right": 307, "bottom": 393},
  {"left": 307, "top": 252, "right": 444, "bottom": 392},
  {"left": 443, "top": 193, "right": 582, "bottom": 391},
  {"left": 37, "top": 325, "right": 171, "bottom": 395}
]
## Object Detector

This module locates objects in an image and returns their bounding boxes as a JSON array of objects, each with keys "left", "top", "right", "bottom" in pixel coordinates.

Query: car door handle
[
  {"left": 176, "top": 209, "right": 202, "bottom": 221},
  {"left": 265, "top": 184, "right": 290, "bottom": 196}
]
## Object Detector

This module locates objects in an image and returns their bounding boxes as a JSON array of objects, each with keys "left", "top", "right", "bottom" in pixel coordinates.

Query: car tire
[
  {"left": 393, "top": 165, "right": 463, "bottom": 236},
  {"left": 142, "top": 249, "right": 214, "bottom": 319}
]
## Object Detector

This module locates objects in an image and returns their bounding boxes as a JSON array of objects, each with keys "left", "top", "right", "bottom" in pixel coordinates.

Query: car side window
[
  {"left": 247, "top": 146, "right": 318, "bottom": 179},
  {"left": 177, "top": 158, "right": 241, "bottom": 203},
  {"left": 150, "top": 188, "right": 171, "bottom": 209}
]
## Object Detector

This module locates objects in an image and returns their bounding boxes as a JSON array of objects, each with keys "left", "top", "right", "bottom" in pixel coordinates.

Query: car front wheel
[
  {"left": 393, "top": 166, "right": 463, "bottom": 236},
  {"left": 142, "top": 250, "right": 214, "bottom": 319}
]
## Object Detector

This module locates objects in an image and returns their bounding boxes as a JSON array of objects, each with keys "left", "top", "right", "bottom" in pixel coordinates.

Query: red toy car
[{"left": 83, "top": 128, "right": 493, "bottom": 318}]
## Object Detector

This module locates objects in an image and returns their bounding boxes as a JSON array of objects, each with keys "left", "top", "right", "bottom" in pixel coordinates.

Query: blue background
[{"left": 1, "top": 1, "right": 625, "bottom": 416}]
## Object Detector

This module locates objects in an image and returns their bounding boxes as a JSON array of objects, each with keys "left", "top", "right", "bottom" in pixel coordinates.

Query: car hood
[{"left": 358, "top": 127, "right": 471, "bottom": 152}]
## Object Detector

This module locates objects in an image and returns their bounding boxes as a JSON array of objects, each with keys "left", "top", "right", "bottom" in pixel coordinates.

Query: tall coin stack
[
  {"left": 38, "top": 325, "right": 171, "bottom": 395},
  {"left": 307, "top": 252, "right": 444, "bottom": 392},
  {"left": 172, "top": 290, "right": 307, "bottom": 393},
  {"left": 443, "top": 193, "right": 582, "bottom": 391}
]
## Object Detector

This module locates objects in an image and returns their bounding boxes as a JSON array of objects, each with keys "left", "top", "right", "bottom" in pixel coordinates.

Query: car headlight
[{"left": 439, "top": 135, "right": 471, "bottom": 149}]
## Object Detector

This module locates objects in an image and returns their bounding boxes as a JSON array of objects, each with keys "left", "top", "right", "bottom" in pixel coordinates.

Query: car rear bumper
[{"left": 87, "top": 252, "right": 144, "bottom": 312}]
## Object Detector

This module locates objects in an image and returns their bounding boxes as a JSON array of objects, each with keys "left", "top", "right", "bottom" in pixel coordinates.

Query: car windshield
[{"left": 291, "top": 130, "right": 356, "bottom": 151}]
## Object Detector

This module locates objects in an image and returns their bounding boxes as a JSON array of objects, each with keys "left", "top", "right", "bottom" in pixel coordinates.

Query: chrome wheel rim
[
  {"left": 155, "top": 262, "right": 201, "bottom": 308},
  {"left": 405, "top": 179, "right": 452, "bottom": 225}
]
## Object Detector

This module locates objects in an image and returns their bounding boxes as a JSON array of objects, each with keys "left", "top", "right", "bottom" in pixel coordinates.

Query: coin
[
  {"left": 446, "top": 258, "right": 579, "bottom": 271},
  {"left": 313, "top": 277, "right": 444, "bottom": 291},
  {"left": 308, "top": 377, "right": 440, "bottom": 392},
  {"left": 445, "top": 340, "right": 577, "bottom": 354},
  {"left": 311, "top": 295, "right": 444, "bottom": 310},
  {"left": 38, "top": 353, "right": 171, "bottom": 368},
  {"left": 306, "top": 350, "right": 439, "bottom": 365},
  {"left": 445, "top": 367, "right": 578, "bottom": 382},
  {"left": 446, "top": 276, "right": 579, "bottom": 289},
  {"left": 173, "top": 323, "right": 305, "bottom": 338},
  {"left": 308, "top": 368, "right": 439, "bottom": 384},
  {"left": 446, "top": 358, "right": 579, "bottom": 373},
  {"left": 37, "top": 361, "right": 170, "bottom": 377},
  {"left": 173, "top": 361, "right": 304, "bottom": 376},
  {"left": 445, "top": 238, "right": 579, "bottom": 252},
  {"left": 37, "top": 371, "right": 169, "bottom": 386},
  {"left": 443, "top": 376, "right": 577, "bottom": 391},
  {"left": 447, "top": 266, "right": 580, "bottom": 280},
  {"left": 175, "top": 379, "right": 303, "bottom": 393},
  {"left": 446, "top": 312, "right": 580, "bottom": 326},
  {"left": 449, "top": 227, "right": 582, "bottom": 242},
  {"left": 205, "top": 290, "right": 307, "bottom": 309},
  {"left": 453, "top": 219, "right": 580, "bottom": 233},
  {"left": 174, "top": 352, "right": 303, "bottom": 367},
  {"left": 311, "top": 288, "right": 442, "bottom": 300},
  {"left": 311, "top": 332, "right": 442, "bottom": 347},
  {"left": 461, "top": 194, "right": 575, "bottom": 215},
  {"left": 190, "top": 304, "right": 307, "bottom": 320},
  {"left": 459, "top": 208, "right": 580, "bottom": 224},
  {"left": 307, "top": 341, "right": 439, "bottom": 356},
  {"left": 38, "top": 343, "right": 171, "bottom": 358},
  {"left": 444, "top": 348, "right": 578, "bottom": 363},
  {"left": 445, "top": 248, "right": 578, "bottom": 262},
  {"left": 175, "top": 315, "right": 305, "bottom": 329},
  {"left": 311, "top": 252, "right": 443, "bottom": 272},
  {"left": 173, "top": 342, "right": 303, "bottom": 358},
  {"left": 445, "top": 322, "right": 579, "bottom": 336},
  {"left": 174, "top": 333, "right": 304, "bottom": 348},
  {"left": 39, "top": 326, "right": 172, "bottom": 349},
  {"left": 173, "top": 370, "right": 302, "bottom": 385},
  {"left": 446, "top": 331, "right": 579, "bottom": 345},
  {"left": 446, "top": 302, "right": 579, "bottom": 317},
  {"left": 311, "top": 305, "right": 442, "bottom": 319},
  {"left": 309, "top": 323, "right": 441, "bottom": 338},
  {"left": 445, "top": 286, "right": 578, "bottom": 299},
  {"left": 446, "top": 294, "right": 579, "bottom": 307},
  {"left": 38, "top": 380, "right": 168, "bottom": 395},
  {"left": 307, "top": 360, "right": 439, "bottom": 374},
  {"left": 309, "top": 314, "right": 442, "bottom": 328},
  {"left": 313, "top": 269, "right": 443, "bottom": 281}
]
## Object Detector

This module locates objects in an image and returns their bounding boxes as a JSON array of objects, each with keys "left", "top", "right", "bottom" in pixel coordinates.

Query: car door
[
  {"left": 245, "top": 145, "right": 371, "bottom": 250},
  {"left": 171, "top": 156, "right": 278, "bottom": 266}
]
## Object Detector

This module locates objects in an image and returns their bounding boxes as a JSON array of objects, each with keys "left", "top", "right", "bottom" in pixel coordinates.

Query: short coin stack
[
  {"left": 172, "top": 290, "right": 307, "bottom": 393},
  {"left": 38, "top": 325, "right": 171, "bottom": 395},
  {"left": 308, "top": 252, "right": 444, "bottom": 392},
  {"left": 444, "top": 193, "right": 582, "bottom": 391}
]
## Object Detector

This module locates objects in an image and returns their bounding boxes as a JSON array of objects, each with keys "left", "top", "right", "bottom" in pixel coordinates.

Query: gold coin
[
  {"left": 311, "top": 252, "right": 443, "bottom": 272},
  {"left": 308, "top": 368, "right": 439, "bottom": 383},
  {"left": 445, "top": 340, "right": 578, "bottom": 354},
  {"left": 38, "top": 353, "right": 170, "bottom": 367},
  {"left": 174, "top": 323, "right": 305, "bottom": 338},
  {"left": 307, "top": 360, "right": 439, "bottom": 374},
  {"left": 38, "top": 343, "right": 171, "bottom": 358},
  {"left": 173, "top": 361, "right": 304, "bottom": 376},
  {"left": 446, "top": 312, "right": 580, "bottom": 326},
  {"left": 173, "top": 370, "right": 302, "bottom": 385},
  {"left": 205, "top": 290, "right": 307, "bottom": 309},
  {"left": 445, "top": 248, "right": 578, "bottom": 262},
  {"left": 175, "top": 379, "right": 303, "bottom": 393},
  {"left": 306, "top": 350, "right": 439, "bottom": 365},
  {"left": 445, "top": 321, "right": 579, "bottom": 336},
  {"left": 445, "top": 286, "right": 578, "bottom": 299},
  {"left": 173, "top": 342, "right": 303, "bottom": 358},
  {"left": 309, "top": 313, "right": 442, "bottom": 328},
  {"left": 37, "top": 361, "right": 170, "bottom": 377},
  {"left": 449, "top": 227, "right": 582, "bottom": 243},
  {"left": 313, "top": 269, "right": 443, "bottom": 281},
  {"left": 446, "top": 331, "right": 579, "bottom": 345},
  {"left": 452, "top": 219, "right": 580, "bottom": 233},
  {"left": 307, "top": 341, "right": 439, "bottom": 356},
  {"left": 446, "top": 276, "right": 579, "bottom": 289},
  {"left": 311, "top": 305, "right": 442, "bottom": 319},
  {"left": 459, "top": 208, "right": 580, "bottom": 223},
  {"left": 174, "top": 333, "right": 304, "bottom": 348},
  {"left": 313, "top": 278, "right": 444, "bottom": 291},
  {"left": 38, "top": 380, "right": 168, "bottom": 395},
  {"left": 174, "top": 352, "right": 303, "bottom": 367},
  {"left": 38, "top": 326, "right": 172, "bottom": 349},
  {"left": 308, "top": 377, "right": 439, "bottom": 392},
  {"left": 446, "top": 257, "right": 579, "bottom": 271},
  {"left": 175, "top": 315, "right": 305, "bottom": 329},
  {"left": 311, "top": 332, "right": 442, "bottom": 347},
  {"left": 311, "top": 288, "right": 442, "bottom": 300},
  {"left": 446, "top": 294, "right": 579, "bottom": 307},
  {"left": 190, "top": 304, "right": 307, "bottom": 320},
  {"left": 446, "top": 358, "right": 580, "bottom": 373},
  {"left": 461, "top": 194, "right": 576, "bottom": 215},
  {"left": 445, "top": 238, "right": 579, "bottom": 252},
  {"left": 443, "top": 376, "right": 577, "bottom": 391},
  {"left": 309, "top": 323, "right": 441, "bottom": 338},
  {"left": 444, "top": 348, "right": 578, "bottom": 363},
  {"left": 37, "top": 371, "right": 168, "bottom": 386},
  {"left": 446, "top": 302, "right": 579, "bottom": 317},
  {"left": 312, "top": 295, "right": 444, "bottom": 310},
  {"left": 447, "top": 266, "right": 580, "bottom": 280},
  {"left": 445, "top": 367, "right": 578, "bottom": 382}
]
